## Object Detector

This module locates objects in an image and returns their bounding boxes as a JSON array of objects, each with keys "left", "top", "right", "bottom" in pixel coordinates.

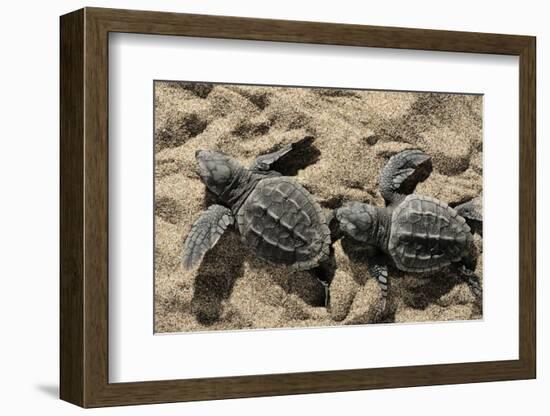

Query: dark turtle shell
[
  {"left": 388, "top": 194, "right": 472, "bottom": 273},
  {"left": 236, "top": 177, "right": 331, "bottom": 270}
]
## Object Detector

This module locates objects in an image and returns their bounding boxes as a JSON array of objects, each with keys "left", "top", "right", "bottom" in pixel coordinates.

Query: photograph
[{"left": 153, "top": 81, "right": 484, "bottom": 333}]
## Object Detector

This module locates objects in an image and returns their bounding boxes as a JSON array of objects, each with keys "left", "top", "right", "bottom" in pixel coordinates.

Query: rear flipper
[
  {"left": 368, "top": 259, "right": 390, "bottom": 317},
  {"left": 453, "top": 263, "right": 482, "bottom": 299},
  {"left": 379, "top": 149, "right": 433, "bottom": 206},
  {"left": 318, "top": 279, "right": 330, "bottom": 308},
  {"left": 311, "top": 250, "right": 336, "bottom": 308}
]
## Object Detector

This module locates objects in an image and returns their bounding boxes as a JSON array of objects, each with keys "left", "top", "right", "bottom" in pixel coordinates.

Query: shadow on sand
[{"left": 190, "top": 232, "right": 244, "bottom": 326}]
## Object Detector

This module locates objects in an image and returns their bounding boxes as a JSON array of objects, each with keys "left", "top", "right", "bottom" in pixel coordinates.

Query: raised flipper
[
  {"left": 379, "top": 149, "right": 432, "bottom": 206},
  {"left": 182, "top": 204, "right": 234, "bottom": 270},
  {"left": 368, "top": 259, "right": 390, "bottom": 315},
  {"left": 250, "top": 136, "right": 316, "bottom": 171}
]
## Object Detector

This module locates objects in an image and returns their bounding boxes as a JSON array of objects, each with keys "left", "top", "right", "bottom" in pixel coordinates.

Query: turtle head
[
  {"left": 195, "top": 149, "right": 243, "bottom": 197},
  {"left": 335, "top": 202, "right": 382, "bottom": 246}
]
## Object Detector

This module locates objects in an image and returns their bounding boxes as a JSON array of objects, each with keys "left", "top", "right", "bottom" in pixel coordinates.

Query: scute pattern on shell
[
  {"left": 236, "top": 177, "right": 331, "bottom": 270},
  {"left": 388, "top": 194, "right": 472, "bottom": 272}
]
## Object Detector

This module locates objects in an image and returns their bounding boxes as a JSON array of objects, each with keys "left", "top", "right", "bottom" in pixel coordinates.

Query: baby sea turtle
[
  {"left": 334, "top": 149, "right": 482, "bottom": 312},
  {"left": 183, "top": 137, "right": 332, "bottom": 303}
]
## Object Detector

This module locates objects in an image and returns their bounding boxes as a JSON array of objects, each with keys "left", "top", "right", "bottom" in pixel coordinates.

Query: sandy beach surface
[{"left": 154, "top": 81, "right": 483, "bottom": 333}]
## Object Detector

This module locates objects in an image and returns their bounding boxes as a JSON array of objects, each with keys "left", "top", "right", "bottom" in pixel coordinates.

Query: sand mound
[{"left": 154, "top": 82, "right": 483, "bottom": 333}]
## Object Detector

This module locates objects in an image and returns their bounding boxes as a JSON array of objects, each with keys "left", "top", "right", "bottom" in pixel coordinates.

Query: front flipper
[
  {"left": 379, "top": 149, "right": 432, "bottom": 206},
  {"left": 250, "top": 136, "right": 315, "bottom": 171},
  {"left": 368, "top": 259, "right": 390, "bottom": 315},
  {"left": 182, "top": 205, "right": 234, "bottom": 270}
]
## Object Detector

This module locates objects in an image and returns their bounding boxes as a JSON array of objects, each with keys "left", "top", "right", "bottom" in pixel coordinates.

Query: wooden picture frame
[{"left": 60, "top": 7, "right": 536, "bottom": 408}]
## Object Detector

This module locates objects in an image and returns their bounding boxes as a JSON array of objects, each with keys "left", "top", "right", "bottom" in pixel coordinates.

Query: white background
[
  {"left": 110, "top": 34, "right": 519, "bottom": 382},
  {"left": 0, "top": 0, "right": 546, "bottom": 415}
]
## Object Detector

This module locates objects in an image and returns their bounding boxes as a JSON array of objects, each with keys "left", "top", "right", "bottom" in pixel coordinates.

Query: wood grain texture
[
  {"left": 89, "top": 7, "right": 532, "bottom": 54},
  {"left": 59, "top": 7, "right": 537, "bottom": 408},
  {"left": 83, "top": 9, "right": 110, "bottom": 406},
  {"left": 59, "top": 8, "right": 84, "bottom": 406},
  {"left": 518, "top": 38, "right": 536, "bottom": 376}
]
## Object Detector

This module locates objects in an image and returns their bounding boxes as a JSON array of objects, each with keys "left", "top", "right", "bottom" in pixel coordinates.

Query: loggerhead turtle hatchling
[
  {"left": 333, "top": 149, "right": 482, "bottom": 312},
  {"left": 182, "top": 137, "right": 333, "bottom": 304}
]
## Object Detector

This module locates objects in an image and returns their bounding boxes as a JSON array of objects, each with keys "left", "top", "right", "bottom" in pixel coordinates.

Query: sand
[{"left": 154, "top": 81, "right": 483, "bottom": 333}]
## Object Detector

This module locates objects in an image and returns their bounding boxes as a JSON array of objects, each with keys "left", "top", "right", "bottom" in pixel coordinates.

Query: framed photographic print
[{"left": 60, "top": 7, "right": 536, "bottom": 408}]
